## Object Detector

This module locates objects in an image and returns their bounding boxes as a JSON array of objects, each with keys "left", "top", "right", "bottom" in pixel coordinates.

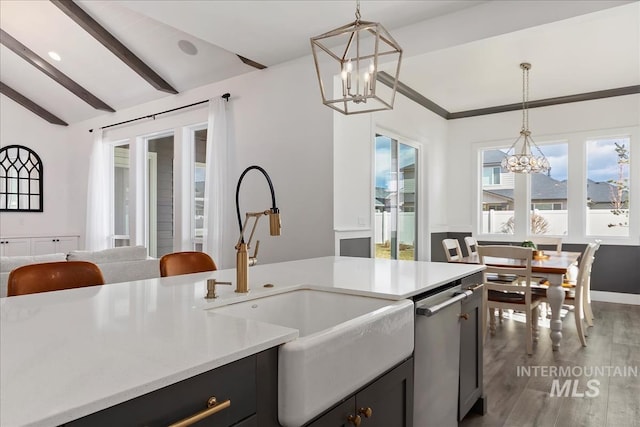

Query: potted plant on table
[{"left": 521, "top": 240, "right": 543, "bottom": 258}]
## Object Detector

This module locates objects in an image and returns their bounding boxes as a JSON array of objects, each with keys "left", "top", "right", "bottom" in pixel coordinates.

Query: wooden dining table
[{"left": 453, "top": 250, "right": 581, "bottom": 350}]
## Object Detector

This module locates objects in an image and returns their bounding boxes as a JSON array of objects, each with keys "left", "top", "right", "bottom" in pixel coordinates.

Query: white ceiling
[
  {"left": 399, "top": 2, "right": 640, "bottom": 112},
  {"left": 0, "top": 0, "right": 638, "bottom": 125}
]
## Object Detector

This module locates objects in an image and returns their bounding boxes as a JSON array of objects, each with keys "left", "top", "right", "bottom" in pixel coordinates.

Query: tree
[
  {"left": 500, "top": 213, "right": 550, "bottom": 234},
  {"left": 607, "top": 142, "right": 629, "bottom": 228}
]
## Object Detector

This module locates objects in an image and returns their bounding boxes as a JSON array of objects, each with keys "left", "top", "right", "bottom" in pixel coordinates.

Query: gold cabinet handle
[
  {"left": 169, "top": 397, "right": 230, "bottom": 427},
  {"left": 358, "top": 407, "right": 373, "bottom": 418},
  {"left": 467, "top": 283, "right": 484, "bottom": 291},
  {"left": 347, "top": 414, "right": 362, "bottom": 426},
  {"left": 459, "top": 313, "right": 470, "bottom": 320}
]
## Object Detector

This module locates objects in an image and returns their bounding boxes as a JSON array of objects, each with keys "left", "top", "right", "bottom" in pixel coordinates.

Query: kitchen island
[{"left": 0, "top": 256, "right": 483, "bottom": 426}]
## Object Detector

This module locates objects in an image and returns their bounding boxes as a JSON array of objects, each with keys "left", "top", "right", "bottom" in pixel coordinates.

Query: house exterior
[{"left": 481, "top": 149, "right": 624, "bottom": 212}]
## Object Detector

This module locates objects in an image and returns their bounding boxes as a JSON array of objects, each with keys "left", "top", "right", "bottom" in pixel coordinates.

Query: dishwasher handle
[{"left": 416, "top": 289, "right": 473, "bottom": 317}]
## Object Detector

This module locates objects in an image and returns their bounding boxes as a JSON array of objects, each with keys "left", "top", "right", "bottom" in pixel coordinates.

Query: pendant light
[
  {"left": 310, "top": 0, "right": 402, "bottom": 115},
  {"left": 501, "top": 63, "right": 550, "bottom": 174}
]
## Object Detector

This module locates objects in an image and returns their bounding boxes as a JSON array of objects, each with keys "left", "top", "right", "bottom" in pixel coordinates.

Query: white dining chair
[
  {"left": 464, "top": 236, "right": 478, "bottom": 256},
  {"left": 442, "top": 238, "right": 463, "bottom": 262},
  {"left": 529, "top": 236, "right": 563, "bottom": 253},
  {"left": 531, "top": 242, "right": 598, "bottom": 347},
  {"left": 478, "top": 245, "right": 541, "bottom": 355},
  {"left": 582, "top": 240, "right": 601, "bottom": 327}
]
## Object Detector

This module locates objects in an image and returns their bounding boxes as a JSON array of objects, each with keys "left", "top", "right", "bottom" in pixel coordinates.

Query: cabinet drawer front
[{"left": 65, "top": 355, "right": 257, "bottom": 427}]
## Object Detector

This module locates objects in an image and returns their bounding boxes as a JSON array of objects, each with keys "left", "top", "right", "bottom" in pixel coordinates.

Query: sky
[
  {"left": 501, "top": 137, "right": 630, "bottom": 183},
  {"left": 586, "top": 137, "right": 630, "bottom": 183},
  {"left": 375, "top": 135, "right": 417, "bottom": 189},
  {"left": 374, "top": 136, "right": 629, "bottom": 189}
]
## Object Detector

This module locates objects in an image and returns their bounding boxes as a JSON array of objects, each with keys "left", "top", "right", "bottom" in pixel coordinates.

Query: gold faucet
[{"left": 235, "top": 166, "right": 281, "bottom": 293}]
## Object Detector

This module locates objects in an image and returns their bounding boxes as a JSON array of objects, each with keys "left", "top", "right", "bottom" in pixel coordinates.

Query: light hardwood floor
[{"left": 460, "top": 302, "right": 640, "bottom": 427}]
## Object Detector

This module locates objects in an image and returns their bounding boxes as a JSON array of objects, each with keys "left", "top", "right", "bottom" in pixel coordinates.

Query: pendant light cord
[{"left": 521, "top": 64, "right": 529, "bottom": 132}]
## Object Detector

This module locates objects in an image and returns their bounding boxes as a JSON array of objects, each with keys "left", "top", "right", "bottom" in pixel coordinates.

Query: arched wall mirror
[{"left": 0, "top": 145, "right": 43, "bottom": 212}]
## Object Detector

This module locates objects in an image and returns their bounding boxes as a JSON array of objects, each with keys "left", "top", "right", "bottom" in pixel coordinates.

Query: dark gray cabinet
[
  {"left": 306, "top": 357, "right": 414, "bottom": 427},
  {"left": 64, "top": 348, "right": 277, "bottom": 427},
  {"left": 458, "top": 282, "right": 485, "bottom": 420}
]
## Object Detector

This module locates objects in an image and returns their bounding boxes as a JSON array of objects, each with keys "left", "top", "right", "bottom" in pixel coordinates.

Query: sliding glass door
[{"left": 375, "top": 134, "right": 418, "bottom": 260}]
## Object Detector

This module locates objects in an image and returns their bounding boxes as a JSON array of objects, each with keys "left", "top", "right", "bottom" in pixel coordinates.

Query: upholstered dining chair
[
  {"left": 531, "top": 242, "right": 598, "bottom": 347},
  {"left": 159, "top": 251, "right": 217, "bottom": 277},
  {"left": 478, "top": 245, "right": 542, "bottom": 355},
  {"left": 7, "top": 261, "right": 105, "bottom": 296},
  {"left": 442, "top": 239, "right": 463, "bottom": 262}
]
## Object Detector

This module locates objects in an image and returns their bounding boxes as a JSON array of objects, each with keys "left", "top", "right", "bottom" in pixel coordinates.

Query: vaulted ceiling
[{"left": 1, "top": 1, "right": 638, "bottom": 126}]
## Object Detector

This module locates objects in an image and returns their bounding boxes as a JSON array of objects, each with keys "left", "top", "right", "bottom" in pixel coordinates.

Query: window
[
  {"left": 193, "top": 129, "right": 207, "bottom": 251},
  {"left": 586, "top": 137, "right": 630, "bottom": 237},
  {"left": 531, "top": 203, "right": 562, "bottom": 210},
  {"left": 103, "top": 106, "right": 214, "bottom": 254},
  {"left": 374, "top": 134, "right": 418, "bottom": 260},
  {"left": 530, "top": 142, "right": 568, "bottom": 235},
  {"left": 112, "top": 144, "right": 130, "bottom": 247},
  {"left": 0, "top": 145, "right": 43, "bottom": 212},
  {"left": 480, "top": 149, "right": 514, "bottom": 234},
  {"left": 480, "top": 142, "right": 567, "bottom": 236},
  {"left": 477, "top": 129, "right": 635, "bottom": 243},
  {"left": 146, "top": 134, "right": 175, "bottom": 258},
  {"left": 482, "top": 166, "right": 501, "bottom": 185}
]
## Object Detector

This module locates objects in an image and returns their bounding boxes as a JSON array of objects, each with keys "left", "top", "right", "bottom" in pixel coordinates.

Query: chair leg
[
  {"left": 575, "top": 298, "right": 587, "bottom": 347},
  {"left": 584, "top": 280, "right": 594, "bottom": 327},
  {"left": 532, "top": 306, "right": 540, "bottom": 342},
  {"left": 489, "top": 308, "right": 497, "bottom": 335},
  {"left": 498, "top": 308, "right": 504, "bottom": 323},
  {"left": 482, "top": 290, "right": 488, "bottom": 342},
  {"left": 525, "top": 309, "right": 533, "bottom": 355}
]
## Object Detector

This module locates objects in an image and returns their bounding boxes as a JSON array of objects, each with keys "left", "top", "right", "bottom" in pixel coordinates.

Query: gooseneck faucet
[{"left": 235, "top": 166, "right": 281, "bottom": 293}]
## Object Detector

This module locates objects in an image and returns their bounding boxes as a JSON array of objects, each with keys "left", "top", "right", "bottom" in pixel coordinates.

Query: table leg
[{"left": 546, "top": 273, "right": 565, "bottom": 351}]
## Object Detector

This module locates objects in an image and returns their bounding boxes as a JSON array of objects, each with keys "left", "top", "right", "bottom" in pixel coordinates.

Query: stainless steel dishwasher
[{"left": 413, "top": 283, "right": 478, "bottom": 427}]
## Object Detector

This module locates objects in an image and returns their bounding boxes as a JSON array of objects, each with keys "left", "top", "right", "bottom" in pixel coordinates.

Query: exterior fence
[
  {"left": 482, "top": 209, "right": 629, "bottom": 237},
  {"left": 375, "top": 212, "right": 416, "bottom": 245},
  {"left": 373, "top": 209, "right": 629, "bottom": 246}
]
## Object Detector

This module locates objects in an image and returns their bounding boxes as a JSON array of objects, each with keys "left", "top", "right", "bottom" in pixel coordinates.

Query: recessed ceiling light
[
  {"left": 48, "top": 51, "right": 61, "bottom": 61},
  {"left": 178, "top": 40, "right": 198, "bottom": 56}
]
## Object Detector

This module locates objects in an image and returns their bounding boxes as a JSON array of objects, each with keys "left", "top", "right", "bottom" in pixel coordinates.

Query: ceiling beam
[
  {"left": 0, "top": 82, "right": 68, "bottom": 126},
  {"left": 448, "top": 85, "right": 640, "bottom": 119},
  {"left": 236, "top": 54, "right": 267, "bottom": 70},
  {"left": 51, "top": 0, "right": 178, "bottom": 94},
  {"left": 379, "top": 71, "right": 640, "bottom": 120},
  {"left": 0, "top": 28, "right": 115, "bottom": 112},
  {"left": 378, "top": 71, "right": 449, "bottom": 119}
]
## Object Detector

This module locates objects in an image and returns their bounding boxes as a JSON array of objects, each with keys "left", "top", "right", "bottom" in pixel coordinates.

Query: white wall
[
  {"left": 0, "top": 97, "right": 80, "bottom": 238},
  {"left": 447, "top": 95, "right": 640, "bottom": 242},
  {"left": 3, "top": 56, "right": 335, "bottom": 268}
]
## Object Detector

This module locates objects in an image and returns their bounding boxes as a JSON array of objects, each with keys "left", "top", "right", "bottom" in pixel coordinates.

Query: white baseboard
[{"left": 591, "top": 291, "right": 640, "bottom": 306}]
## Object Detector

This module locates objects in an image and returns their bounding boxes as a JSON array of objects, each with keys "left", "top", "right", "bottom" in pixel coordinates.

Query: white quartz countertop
[{"left": 0, "top": 256, "right": 483, "bottom": 426}]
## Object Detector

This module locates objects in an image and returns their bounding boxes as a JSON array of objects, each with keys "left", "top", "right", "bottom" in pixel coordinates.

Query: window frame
[
  {"left": 109, "top": 140, "right": 131, "bottom": 248},
  {"left": 373, "top": 130, "right": 421, "bottom": 261},
  {"left": 474, "top": 126, "right": 638, "bottom": 245},
  {"left": 101, "top": 106, "right": 211, "bottom": 253},
  {"left": 0, "top": 145, "right": 43, "bottom": 212},
  {"left": 188, "top": 124, "right": 208, "bottom": 251},
  {"left": 482, "top": 166, "right": 501, "bottom": 186}
]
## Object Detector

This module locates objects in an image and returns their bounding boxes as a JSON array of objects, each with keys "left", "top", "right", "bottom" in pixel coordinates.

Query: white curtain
[
  {"left": 85, "top": 129, "right": 110, "bottom": 250},
  {"left": 203, "top": 98, "right": 229, "bottom": 265}
]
